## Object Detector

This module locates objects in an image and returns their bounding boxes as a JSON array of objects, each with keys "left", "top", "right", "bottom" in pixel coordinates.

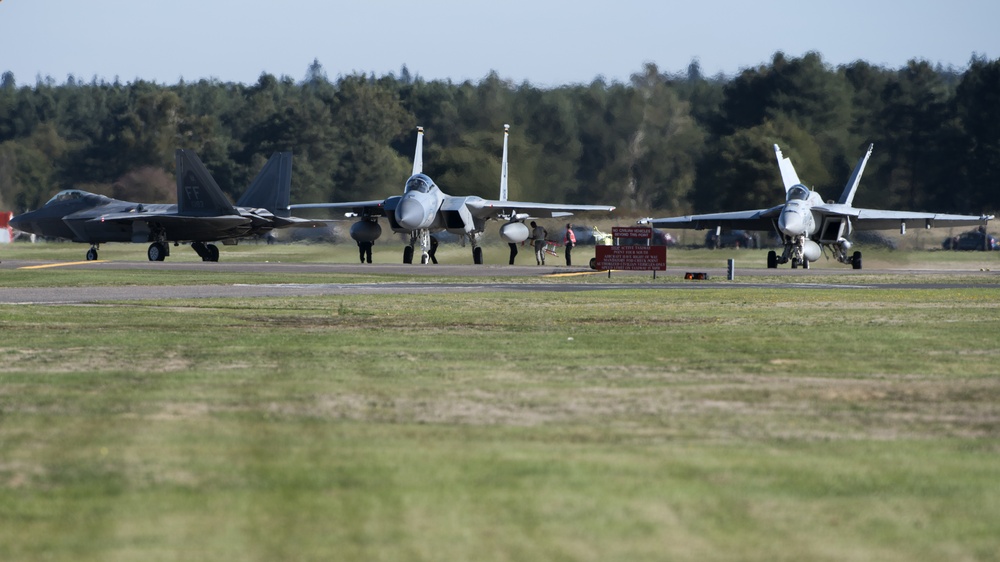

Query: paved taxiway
[{"left": 2, "top": 259, "right": 996, "bottom": 304}]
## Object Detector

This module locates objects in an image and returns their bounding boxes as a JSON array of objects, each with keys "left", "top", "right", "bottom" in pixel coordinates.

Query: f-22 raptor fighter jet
[
  {"left": 643, "top": 143, "right": 993, "bottom": 269},
  {"left": 11, "top": 150, "right": 321, "bottom": 262},
  {"left": 291, "top": 125, "right": 616, "bottom": 264}
]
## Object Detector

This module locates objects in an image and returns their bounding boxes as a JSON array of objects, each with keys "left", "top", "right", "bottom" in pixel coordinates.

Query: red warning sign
[{"left": 594, "top": 244, "right": 666, "bottom": 271}]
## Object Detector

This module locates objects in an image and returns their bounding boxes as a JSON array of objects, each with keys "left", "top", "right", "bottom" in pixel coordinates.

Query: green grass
[
  {"left": 2, "top": 288, "right": 999, "bottom": 561},
  {"left": 5, "top": 240, "right": 1000, "bottom": 291},
  {"left": 6, "top": 236, "right": 1000, "bottom": 270}
]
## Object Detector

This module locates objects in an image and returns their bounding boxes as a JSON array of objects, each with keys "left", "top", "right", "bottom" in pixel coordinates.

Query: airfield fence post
[{"left": 727, "top": 259, "right": 735, "bottom": 281}]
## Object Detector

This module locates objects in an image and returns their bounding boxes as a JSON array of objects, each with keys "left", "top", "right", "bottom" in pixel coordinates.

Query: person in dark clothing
[
  {"left": 358, "top": 240, "right": 373, "bottom": 264},
  {"left": 428, "top": 235, "right": 439, "bottom": 264},
  {"left": 508, "top": 242, "right": 518, "bottom": 265},
  {"left": 530, "top": 221, "right": 547, "bottom": 265}
]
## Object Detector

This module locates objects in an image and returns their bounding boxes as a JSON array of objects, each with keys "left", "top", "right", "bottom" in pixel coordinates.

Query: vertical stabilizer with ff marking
[{"left": 176, "top": 150, "right": 239, "bottom": 216}]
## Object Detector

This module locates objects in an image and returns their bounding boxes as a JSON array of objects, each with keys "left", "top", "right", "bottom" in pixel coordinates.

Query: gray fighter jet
[
  {"left": 11, "top": 150, "right": 321, "bottom": 261},
  {"left": 290, "top": 125, "right": 616, "bottom": 264},
  {"left": 642, "top": 143, "right": 993, "bottom": 269}
]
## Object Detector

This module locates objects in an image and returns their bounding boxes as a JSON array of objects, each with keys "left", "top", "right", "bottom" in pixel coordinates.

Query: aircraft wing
[
  {"left": 269, "top": 216, "right": 330, "bottom": 229},
  {"left": 93, "top": 212, "right": 253, "bottom": 229},
  {"left": 814, "top": 204, "right": 993, "bottom": 231},
  {"left": 644, "top": 206, "right": 785, "bottom": 231},
  {"left": 288, "top": 200, "right": 388, "bottom": 217},
  {"left": 467, "top": 200, "right": 616, "bottom": 220}
]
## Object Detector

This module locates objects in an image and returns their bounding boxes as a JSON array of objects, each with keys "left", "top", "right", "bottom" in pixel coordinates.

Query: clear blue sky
[{"left": 2, "top": 0, "right": 997, "bottom": 87}]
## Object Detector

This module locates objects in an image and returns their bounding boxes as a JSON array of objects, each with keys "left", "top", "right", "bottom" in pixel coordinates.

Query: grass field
[
  {"left": 2, "top": 242, "right": 1000, "bottom": 561},
  {"left": 4, "top": 236, "right": 1000, "bottom": 272}
]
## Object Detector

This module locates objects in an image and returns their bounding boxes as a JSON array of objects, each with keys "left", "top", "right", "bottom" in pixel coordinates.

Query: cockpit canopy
[
  {"left": 46, "top": 190, "right": 88, "bottom": 205},
  {"left": 404, "top": 174, "right": 434, "bottom": 194},
  {"left": 786, "top": 185, "right": 810, "bottom": 201},
  {"left": 44, "top": 189, "right": 112, "bottom": 208}
]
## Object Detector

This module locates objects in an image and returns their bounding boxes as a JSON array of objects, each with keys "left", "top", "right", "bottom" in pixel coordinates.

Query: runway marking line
[
  {"left": 17, "top": 261, "right": 108, "bottom": 270},
  {"left": 544, "top": 270, "right": 609, "bottom": 278}
]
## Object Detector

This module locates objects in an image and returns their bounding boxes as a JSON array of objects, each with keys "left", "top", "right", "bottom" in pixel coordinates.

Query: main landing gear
[
  {"left": 147, "top": 242, "right": 170, "bottom": 261},
  {"left": 401, "top": 231, "right": 486, "bottom": 264},
  {"left": 145, "top": 241, "right": 219, "bottom": 262},
  {"left": 470, "top": 232, "right": 484, "bottom": 264},
  {"left": 191, "top": 241, "right": 220, "bottom": 262},
  {"left": 766, "top": 248, "right": 863, "bottom": 269}
]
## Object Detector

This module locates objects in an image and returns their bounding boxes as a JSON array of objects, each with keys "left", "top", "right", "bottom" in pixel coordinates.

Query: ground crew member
[{"left": 564, "top": 223, "right": 576, "bottom": 266}]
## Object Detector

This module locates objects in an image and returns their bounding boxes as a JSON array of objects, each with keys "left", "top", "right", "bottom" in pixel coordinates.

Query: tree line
[{"left": 1, "top": 52, "right": 998, "bottom": 219}]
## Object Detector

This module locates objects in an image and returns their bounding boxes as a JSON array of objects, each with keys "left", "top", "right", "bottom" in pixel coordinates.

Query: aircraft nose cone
[
  {"left": 396, "top": 198, "right": 426, "bottom": 230},
  {"left": 779, "top": 211, "right": 804, "bottom": 236},
  {"left": 8, "top": 214, "right": 30, "bottom": 234}
]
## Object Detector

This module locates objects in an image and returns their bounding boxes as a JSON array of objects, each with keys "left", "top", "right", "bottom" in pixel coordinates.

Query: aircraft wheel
[
  {"left": 403, "top": 246, "right": 414, "bottom": 264},
  {"left": 852, "top": 251, "right": 862, "bottom": 270},
  {"left": 803, "top": 259, "right": 810, "bottom": 270},
  {"left": 472, "top": 247, "right": 483, "bottom": 264},
  {"left": 86, "top": 248, "right": 98, "bottom": 261},
  {"left": 421, "top": 253, "right": 429, "bottom": 265},
  {"left": 192, "top": 241, "right": 208, "bottom": 260},
  {"left": 147, "top": 242, "right": 168, "bottom": 262},
  {"left": 206, "top": 244, "right": 220, "bottom": 262},
  {"left": 590, "top": 257, "right": 597, "bottom": 270},
  {"left": 766, "top": 250, "right": 777, "bottom": 269},
  {"left": 790, "top": 258, "right": 798, "bottom": 269}
]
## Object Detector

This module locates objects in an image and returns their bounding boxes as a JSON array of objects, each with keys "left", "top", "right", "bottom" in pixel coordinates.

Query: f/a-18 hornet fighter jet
[
  {"left": 290, "top": 125, "right": 616, "bottom": 264},
  {"left": 641, "top": 143, "right": 992, "bottom": 269},
  {"left": 11, "top": 150, "right": 322, "bottom": 261}
]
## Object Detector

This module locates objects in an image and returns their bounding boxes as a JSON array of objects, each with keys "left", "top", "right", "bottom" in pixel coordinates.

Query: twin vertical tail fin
[
  {"left": 236, "top": 152, "right": 293, "bottom": 216},
  {"left": 175, "top": 150, "right": 239, "bottom": 216},
  {"left": 773, "top": 144, "right": 802, "bottom": 192},
  {"left": 499, "top": 124, "right": 510, "bottom": 202},
  {"left": 837, "top": 143, "right": 874, "bottom": 206},
  {"left": 411, "top": 126, "right": 424, "bottom": 176}
]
